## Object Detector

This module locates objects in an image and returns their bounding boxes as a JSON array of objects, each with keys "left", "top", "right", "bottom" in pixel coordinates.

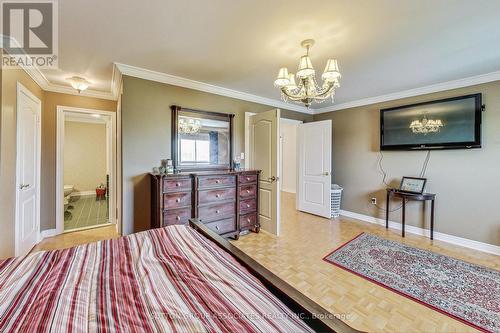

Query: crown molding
[
  {"left": 110, "top": 63, "right": 122, "bottom": 99},
  {"left": 114, "top": 62, "right": 312, "bottom": 114},
  {"left": 2, "top": 35, "right": 118, "bottom": 100},
  {"left": 314, "top": 70, "right": 500, "bottom": 114}
]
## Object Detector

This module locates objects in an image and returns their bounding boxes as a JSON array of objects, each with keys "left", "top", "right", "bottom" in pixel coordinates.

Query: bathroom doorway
[{"left": 56, "top": 106, "right": 117, "bottom": 234}]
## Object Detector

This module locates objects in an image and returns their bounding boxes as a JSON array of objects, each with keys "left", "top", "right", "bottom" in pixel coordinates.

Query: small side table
[{"left": 386, "top": 189, "right": 436, "bottom": 239}]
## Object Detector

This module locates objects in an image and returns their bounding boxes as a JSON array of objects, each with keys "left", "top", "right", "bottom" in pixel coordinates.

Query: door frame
[
  {"left": 56, "top": 106, "right": 117, "bottom": 234},
  {"left": 244, "top": 112, "right": 257, "bottom": 168},
  {"left": 15, "top": 82, "right": 42, "bottom": 256}
]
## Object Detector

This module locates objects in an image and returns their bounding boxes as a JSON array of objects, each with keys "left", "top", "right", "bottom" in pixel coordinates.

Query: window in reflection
[{"left": 177, "top": 114, "right": 230, "bottom": 168}]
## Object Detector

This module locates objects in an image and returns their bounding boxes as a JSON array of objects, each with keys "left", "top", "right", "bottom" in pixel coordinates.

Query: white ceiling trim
[
  {"left": 314, "top": 70, "right": 500, "bottom": 114},
  {"left": 2, "top": 35, "right": 118, "bottom": 100},
  {"left": 114, "top": 62, "right": 312, "bottom": 114}
]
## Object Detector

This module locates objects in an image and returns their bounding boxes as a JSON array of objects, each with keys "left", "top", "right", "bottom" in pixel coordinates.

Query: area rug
[{"left": 323, "top": 233, "right": 500, "bottom": 332}]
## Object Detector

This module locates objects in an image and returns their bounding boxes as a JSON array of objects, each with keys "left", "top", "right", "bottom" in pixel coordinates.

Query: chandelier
[
  {"left": 179, "top": 117, "right": 202, "bottom": 134},
  {"left": 274, "top": 39, "right": 341, "bottom": 108},
  {"left": 409, "top": 115, "right": 444, "bottom": 134}
]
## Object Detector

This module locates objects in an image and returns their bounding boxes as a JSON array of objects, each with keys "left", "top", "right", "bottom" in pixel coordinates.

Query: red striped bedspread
[{"left": 0, "top": 225, "right": 313, "bottom": 332}]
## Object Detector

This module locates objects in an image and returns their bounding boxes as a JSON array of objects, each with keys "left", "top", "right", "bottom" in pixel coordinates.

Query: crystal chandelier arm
[
  {"left": 312, "top": 78, "right": 336, "bottom": 104},
  {"left": 314, "top": 80, "right": 335, "bottom": 98},
  {"left": 280, "top": 87, "right": 306, "bottom": 101}
]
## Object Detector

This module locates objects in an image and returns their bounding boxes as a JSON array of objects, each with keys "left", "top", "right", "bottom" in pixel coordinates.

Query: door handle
[
  {"left": 323, "top": 171, "right": 330, "bottom": 176},
  {"left": 268, "top": 176, "right": 279, "bottom": 183},
  {"left": 19, "top": 184, "right": 30, "bottom": 189}
]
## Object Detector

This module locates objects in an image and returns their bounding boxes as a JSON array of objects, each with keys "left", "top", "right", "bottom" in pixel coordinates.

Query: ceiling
[{"left": 37, "top": 0, "right": 500, "bottom": 112}]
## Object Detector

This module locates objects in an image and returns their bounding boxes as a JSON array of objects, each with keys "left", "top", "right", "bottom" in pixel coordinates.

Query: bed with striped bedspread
[{"left": 0, "top": 225, "right": 312, "bottom": 333}]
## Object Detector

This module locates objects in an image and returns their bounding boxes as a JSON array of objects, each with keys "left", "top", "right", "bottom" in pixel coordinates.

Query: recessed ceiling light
[{"left": 67, "top": 76, "right": 91, "bottom": 93}]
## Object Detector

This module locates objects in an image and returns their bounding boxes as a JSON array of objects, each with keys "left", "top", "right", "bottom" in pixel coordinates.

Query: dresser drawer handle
[
  {"left": 246, "top": 204, "right": 250, "bottom": 208},
  {"left": 216, "top": 194, "right": 221, "bottom": 198},
  {"left": 246, "top": 177, "right": 250, "bottom": 181},
  {"left": 176, "top": 198, "right": 181, "bottom": 203},
  {"left": 215, "top": 179, "right": 221, "bottom": 184},
  {"left": 246, "top": 189, "right": 250, "bottom": 193},
  {"left": 216, "top": 225, "right": 220, "bottom": 230},
  {"left": 176, "top": 182, "right": 180, "bottom": 187},
  {"left": 176, "top": 216, "right": 181, "bottom": 221},
  {"left": 246, "top": 218, "right": 251, "bottom": 222},
  {"left": 216, "top": 210, "right": 220, "bottom": 214}
]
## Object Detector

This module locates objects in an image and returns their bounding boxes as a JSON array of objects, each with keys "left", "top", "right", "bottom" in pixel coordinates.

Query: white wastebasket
[{"left": 331, "top": 184, "right": 343, "bottom": 218}]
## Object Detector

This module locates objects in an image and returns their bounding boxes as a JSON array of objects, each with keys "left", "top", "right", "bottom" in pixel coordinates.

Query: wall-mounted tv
[{"left": 380, "top": 93, "right": 482, "bottom": 150}]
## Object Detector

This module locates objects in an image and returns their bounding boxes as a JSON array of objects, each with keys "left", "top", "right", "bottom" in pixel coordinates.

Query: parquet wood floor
[
  {"left": 32, "top": 225, "right": 120, "bottom": 252},
  {"left": 231, "top": 192, "right": 500, "bottom": 332}
]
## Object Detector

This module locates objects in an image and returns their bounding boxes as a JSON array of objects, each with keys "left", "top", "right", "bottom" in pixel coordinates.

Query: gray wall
[
  {"left": 314, "top": 80, "right": 500, "bottom": 246},
  {"left": 121, "top": 76, "right": 312, "bottom": 235}
]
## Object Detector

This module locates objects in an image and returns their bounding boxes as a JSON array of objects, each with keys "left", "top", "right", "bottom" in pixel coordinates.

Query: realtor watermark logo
[{"left": 1, "top": 0, "right": 58, "bottom": 68}]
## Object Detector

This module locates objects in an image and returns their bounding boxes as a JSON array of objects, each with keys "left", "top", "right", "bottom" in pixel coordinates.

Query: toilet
[
  {"left": 64, "top": 185, "right": 74, "bottom": 197},
  {"left": 64, "top": 185, "right": 74, "bottom": 211}
]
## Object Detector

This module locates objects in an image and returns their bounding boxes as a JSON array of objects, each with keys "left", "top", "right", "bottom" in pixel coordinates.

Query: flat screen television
[{"left": 380, "top": 94, "right": 482, "bottom": 150}]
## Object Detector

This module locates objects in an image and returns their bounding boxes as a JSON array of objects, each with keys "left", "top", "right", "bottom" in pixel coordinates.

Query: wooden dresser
[{"left": 151, "top": 170, "right": 260, "bottom": 239}]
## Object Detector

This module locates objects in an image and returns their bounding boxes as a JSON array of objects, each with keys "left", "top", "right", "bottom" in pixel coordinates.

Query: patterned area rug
[{"left": 323, "top": 233, "right": 500, "bottom": 332}]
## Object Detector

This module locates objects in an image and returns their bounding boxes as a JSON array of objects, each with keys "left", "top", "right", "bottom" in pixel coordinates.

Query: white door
[
  {"left": 16, "top": 84, "right": 41, "bottom": 256},
  {"left": 297, "top": 120, "right": 332, "bottom": 218},
  {"left": 249, "top": 109, "right": 280, "bottom": 235}
]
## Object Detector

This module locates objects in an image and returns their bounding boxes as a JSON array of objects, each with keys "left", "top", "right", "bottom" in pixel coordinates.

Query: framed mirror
[{"left": 171, "top": 105, "right": 234, "bottom": 171}]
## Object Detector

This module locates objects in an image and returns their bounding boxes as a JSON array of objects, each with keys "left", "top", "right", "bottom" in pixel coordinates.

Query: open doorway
[
  {"left": 246, "top": 113, "right": 332, "bottom": 236},
  {"left": 56, "top": 106, "right": 117, "bottom": 234},
  {"left": 245, "top": 112, "right": 303, "bottom": 236}
]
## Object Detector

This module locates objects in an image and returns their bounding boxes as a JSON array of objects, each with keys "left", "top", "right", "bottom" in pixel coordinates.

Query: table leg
[
  {"left": 385, "top": 191, "right": 390, "bottom": 229},
  {"left": 431, "top": 199, "right": 435, "bottom": 240},
  {"left": 402, "top": 198, "right": 406, "bottom": 237}
]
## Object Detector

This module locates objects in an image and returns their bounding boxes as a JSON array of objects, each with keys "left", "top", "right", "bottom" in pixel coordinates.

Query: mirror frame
[{"left": 171, "top": 105, "right": 234, "bottom": 171}]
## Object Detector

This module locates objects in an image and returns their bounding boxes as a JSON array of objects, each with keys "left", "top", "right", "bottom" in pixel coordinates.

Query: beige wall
[
  {"left": 0, "top": 61, "right": 117, "bottom": 258},
  {"left": 0, "top": 58, "right": 44, "bottom": 258},
  {"left": 64, "top": 121, "right": 107, "bottom": 192},
  {"left": 41, "top": 92, "right": 116, "bottom": 230},
  {"left": 314, "top": 81, "right": 500, "bottom": 246},
  {"left": 121, "top": 75, "right": 313, "bottom": 234}
]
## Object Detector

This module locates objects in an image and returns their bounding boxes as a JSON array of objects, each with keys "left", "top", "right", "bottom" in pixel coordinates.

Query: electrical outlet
[{"left": 371, "top": 197, "right": 377, "bottom": 205}]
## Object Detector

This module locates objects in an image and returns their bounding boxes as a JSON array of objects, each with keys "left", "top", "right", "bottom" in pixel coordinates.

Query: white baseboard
[
  {"left": 70, "top": 190, "right": 95, "bottom": 197},
  {"left": 340, "top": 210, "right": 500, "bottom": 256},
  {"left": 39, "top": 228, "right": 58, "bottom": 240}
]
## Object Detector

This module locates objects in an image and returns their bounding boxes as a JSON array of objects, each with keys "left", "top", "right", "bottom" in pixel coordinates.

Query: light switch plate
[{"left": 240, "top": 152, "right": 245, "bottom": 160}]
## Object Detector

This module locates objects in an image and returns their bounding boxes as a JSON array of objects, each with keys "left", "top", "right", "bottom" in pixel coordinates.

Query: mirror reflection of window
[
  {"left": 177, "top": 113, "right": 230, "bottom": 168},
  {"left": 180, "top": 137, "right": 210, "bottom": 164}
]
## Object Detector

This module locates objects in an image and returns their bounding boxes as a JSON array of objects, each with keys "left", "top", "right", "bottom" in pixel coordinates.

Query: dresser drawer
[
  {"left": 205, "top": 217, "right": 237, "bottom": 235},
  {"left": 239, "top": 184, "right": 256, "bottom": 199},
  {"left": 163, "top": 208, "right": 191, "bottom": 226},
  {"left": 198, "top": 202, "right": 235, "bottom": 222},
  {"left": 240, "top": 212, "right": 257, "bottom": 229},
  {"left": 198, "top": 187, "right": 236, "bottom": 205},
  {"left": 198, "top": 175, "right": 236, "bottom": 189},
  {"left": 163, "top": 177, "right": 192, "bottom": 192},
  {"left": 163, "top": 192, "right": 191, "bottom": 209},
  {"left": 239, "top": 174, "right": 257, "bottom": 184},
  {"left": 240, "top": 198, "right": 257, "bottom": 214}
]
